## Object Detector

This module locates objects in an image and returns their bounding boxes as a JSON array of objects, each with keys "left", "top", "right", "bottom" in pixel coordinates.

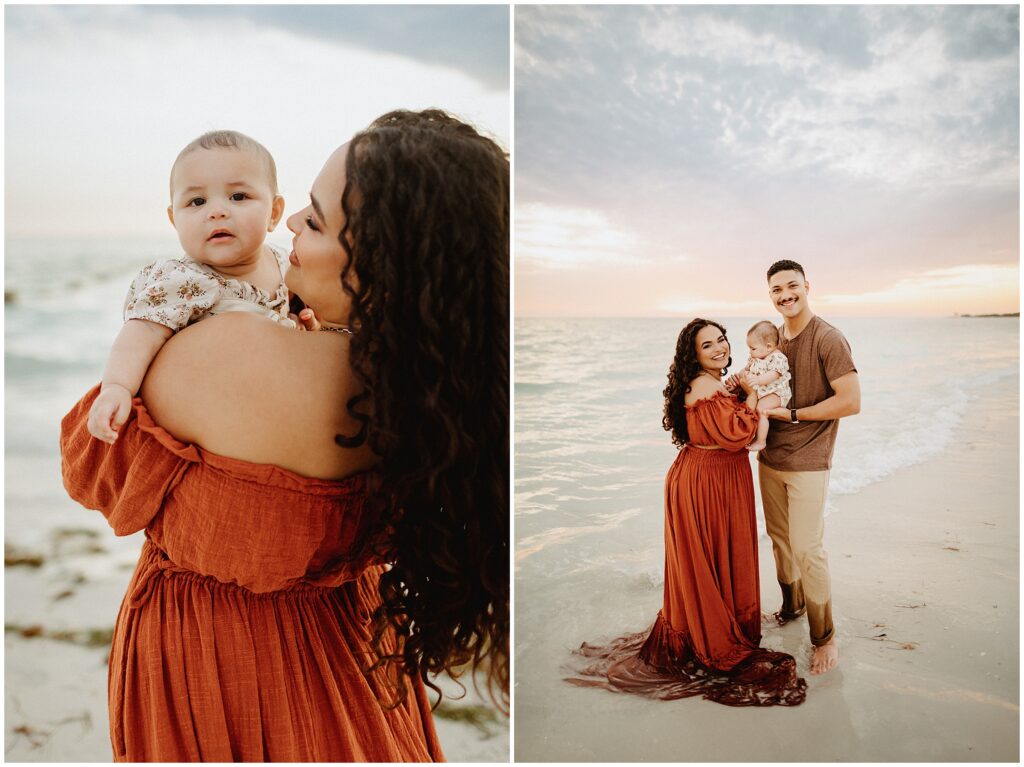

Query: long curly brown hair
[
  {"left": 662, "top": 318, "right": 731, "bottom": 447},
  {"left": 333, "top": 109, "right": 509, "bottom": 710}
]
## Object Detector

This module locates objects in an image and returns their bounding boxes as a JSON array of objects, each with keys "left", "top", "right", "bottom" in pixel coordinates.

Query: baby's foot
[{"left": 747, "top": 440, "right": 766, "bottom": 452}]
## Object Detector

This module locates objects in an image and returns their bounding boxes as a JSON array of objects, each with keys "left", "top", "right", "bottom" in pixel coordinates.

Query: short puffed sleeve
[
  {"left": 123, "top": 259, "right": 222, "bottom": 331},
  {"left": 60, "top": 385, "right": 200, "bottom": 535},
  {"left": 766, "top": 350, "right": 791, "bottom": 383},
  {"left": 766, "top": 350, "right": 789, "bottom": 373},
  {"left": 689, "top": 392, "right": 760, "bottom": 450}
]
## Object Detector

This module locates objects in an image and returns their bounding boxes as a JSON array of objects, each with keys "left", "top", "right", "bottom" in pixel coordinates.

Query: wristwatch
[{"left": 790, "top": 408, "right": 799, "bottom": 423}]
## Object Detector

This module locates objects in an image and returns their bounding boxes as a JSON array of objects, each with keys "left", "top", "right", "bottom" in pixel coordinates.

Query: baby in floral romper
[
  {"left": 87, "top": 130, "right": 295, "bottom": 443},
  {"left": 744, "top": 320, "right": 792, "bottom": 452}
]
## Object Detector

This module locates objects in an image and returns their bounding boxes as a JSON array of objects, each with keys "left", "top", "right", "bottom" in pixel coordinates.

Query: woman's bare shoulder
[
  {"left": 140, "top": 313, "right": 373, "bottom": 479},
  {"left": 683, "top": 374, "right": 727, "bottom": 406}
]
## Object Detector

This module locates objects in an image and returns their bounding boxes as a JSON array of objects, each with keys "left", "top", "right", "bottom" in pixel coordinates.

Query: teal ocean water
[
  {"left": 514, "top": 315, "right": 1019, "bottom": 697},
  {"left": 4, "top": 235, "right": 290, "bottom": 556}
]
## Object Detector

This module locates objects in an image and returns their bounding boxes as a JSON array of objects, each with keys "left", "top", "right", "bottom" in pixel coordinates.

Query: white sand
[
  {"left": 4, "top": 538, "right": 508, "bottom": 762},
  {"left": 514, "top": 374, "right": 1019, "bottom": 762}
]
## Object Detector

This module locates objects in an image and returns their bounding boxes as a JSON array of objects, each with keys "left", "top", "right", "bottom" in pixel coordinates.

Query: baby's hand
[
  {"left": 87, "top": 384, "right": 133, "bottom": 444},
  {"left": 290, "top": 308, "right": 322, "bottom": 332}
]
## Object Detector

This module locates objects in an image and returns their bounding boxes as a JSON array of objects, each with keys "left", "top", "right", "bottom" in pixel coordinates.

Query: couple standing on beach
[{"left": 570, "top": 259, "right": 859, "bottom": 706}]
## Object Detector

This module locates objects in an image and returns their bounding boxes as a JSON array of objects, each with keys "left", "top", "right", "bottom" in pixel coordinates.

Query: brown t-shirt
[{"left": 758, "top": 315, "right": 857, "bottom": 472}]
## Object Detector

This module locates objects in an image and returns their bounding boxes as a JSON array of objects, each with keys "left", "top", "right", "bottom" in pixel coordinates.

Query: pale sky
[
  {"left": 515, "top": 5, "right": 1019, "bottom": 317},
  {"left": 5, "top": 5, "right": 509, "bottom": 239}
]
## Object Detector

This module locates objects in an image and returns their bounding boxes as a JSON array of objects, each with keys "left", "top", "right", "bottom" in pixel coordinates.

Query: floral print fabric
[
  {"left": 749, "top": 349, "right": 791, "bottom": 405},
  {"left": 123, "top": 245, "right": 291, "bottom": 330}
]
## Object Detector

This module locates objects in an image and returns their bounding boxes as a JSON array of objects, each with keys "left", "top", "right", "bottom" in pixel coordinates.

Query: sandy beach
[
  {"left": 514, "top": 372, "right": 1019, "bottom": 762},
  {"left": 5, "top": 533, "right": 508, "bottom": 762}
]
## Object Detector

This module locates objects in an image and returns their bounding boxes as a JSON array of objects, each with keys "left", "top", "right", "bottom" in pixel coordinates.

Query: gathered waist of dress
[
  {"left": 681, "top": 444, "right": 751, "bottom": 464},
  {"left": 127, "top": 539, "right": 370, "bottom": 610}
]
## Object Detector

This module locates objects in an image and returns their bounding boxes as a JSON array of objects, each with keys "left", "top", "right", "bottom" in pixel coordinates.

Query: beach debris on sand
[
  {"left": 8, "top": 708, "right": 92, "bottom": 752},
  {"left": 5, "top": 546, "right": 45, "bottom": 568},
  {"left": 52, "top": 527, "right": 106, "bottom": 557},
  {"left": 852, "top": 631, "right": 919, "bottom": 651},
  {"left": 434, "top": 702, "right": 504, "bottom": 739},
  {"left": 5, "top": 623, "right": 113, "bottom": 649},
  {"left": 7, "top": 528, "right": 108, "bottom": 570}
]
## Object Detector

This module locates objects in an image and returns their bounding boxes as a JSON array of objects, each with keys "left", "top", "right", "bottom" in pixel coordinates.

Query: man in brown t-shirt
[{"left": 752, "top": 260, "right": 859, "bottom": 676}]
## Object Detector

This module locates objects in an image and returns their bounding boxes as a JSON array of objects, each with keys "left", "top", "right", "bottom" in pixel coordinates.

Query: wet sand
[{"left": 515, "top": 374, "right": 1019, "bottom": 762}]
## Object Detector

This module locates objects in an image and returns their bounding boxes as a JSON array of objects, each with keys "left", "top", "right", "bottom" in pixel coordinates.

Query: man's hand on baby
[{"left": 87, "top": 384, "right": 133, "bottom": 444}]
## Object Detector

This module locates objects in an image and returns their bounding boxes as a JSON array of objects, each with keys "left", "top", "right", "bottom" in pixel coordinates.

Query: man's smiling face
[{"left": 768, "top": 269, "right": 809, "bottom": 319}]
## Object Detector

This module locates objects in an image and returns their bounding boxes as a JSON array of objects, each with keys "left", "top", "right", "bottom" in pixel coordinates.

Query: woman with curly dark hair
[
  {"left": 60, "top": 109, "right": 508, "bottom": 761},
  {"left": 567, "top": 318, "right": 805, "bottom": 706}
]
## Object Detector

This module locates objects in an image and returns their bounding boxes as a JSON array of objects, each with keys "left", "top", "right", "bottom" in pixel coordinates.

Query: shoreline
[{"left": 515, "top": 372, "right": 1019, "bottom": 762}]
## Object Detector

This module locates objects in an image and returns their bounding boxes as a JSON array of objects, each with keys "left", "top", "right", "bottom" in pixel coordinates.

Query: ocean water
[
  {"left": 4, "top": 235, "right": 289, "bottom": 557},
  {"left": 513, "top": 316, "right": 1019, "bottom": 691}
]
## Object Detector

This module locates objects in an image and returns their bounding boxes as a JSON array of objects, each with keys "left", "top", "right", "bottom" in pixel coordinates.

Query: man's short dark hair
[{"left": 767, "top": 259, "right": 806, "bottom": 281}]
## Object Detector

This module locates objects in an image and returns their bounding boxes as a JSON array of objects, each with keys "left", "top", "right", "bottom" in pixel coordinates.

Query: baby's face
[
  {"left": 168, "top": 148, "right": 283, "bottom": 269},
  {"left": 747, "top": 339, "right": 773, "bottom": 360}
]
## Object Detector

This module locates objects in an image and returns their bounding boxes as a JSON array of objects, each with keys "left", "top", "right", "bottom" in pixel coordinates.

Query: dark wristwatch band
[{"left": 790, "top": 408, "right": 799, "bottom": 423}]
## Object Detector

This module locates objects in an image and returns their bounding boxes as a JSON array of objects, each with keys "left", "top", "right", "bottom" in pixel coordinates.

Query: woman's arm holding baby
[{"left": 88, "top": 320, "right": 173, "bottom": 443}]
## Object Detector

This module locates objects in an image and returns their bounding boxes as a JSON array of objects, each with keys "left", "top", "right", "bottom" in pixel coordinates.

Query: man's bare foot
[
  {"left": 810, "top": 636, "right": 839, "bottom": 675},
  {"left": 747, "top": 441, "right": 766, "bottom": 452}
]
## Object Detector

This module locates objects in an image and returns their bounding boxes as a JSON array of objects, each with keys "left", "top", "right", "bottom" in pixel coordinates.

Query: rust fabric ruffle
[
  {"left": 61, "top": 385, "right": 444, "bottom": 761},
  {"left": 565, "top": 392, "right": 806, "bottom": 707},
  {"left": 566, "top": 615, "right": 806, "bottom": 707}
]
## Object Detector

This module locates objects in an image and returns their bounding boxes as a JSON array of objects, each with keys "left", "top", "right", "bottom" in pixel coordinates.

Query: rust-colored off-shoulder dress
[
  {"left": 61, "top": 386, "right": 444, "bottom": 761},
  {"left": 567, "top": 392, "right": 806, "bottom": 706}
]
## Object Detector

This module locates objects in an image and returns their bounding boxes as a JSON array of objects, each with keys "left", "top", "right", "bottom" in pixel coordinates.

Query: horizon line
[{"left": 515, "top": 313, "right": 1020, "bottom": 320}]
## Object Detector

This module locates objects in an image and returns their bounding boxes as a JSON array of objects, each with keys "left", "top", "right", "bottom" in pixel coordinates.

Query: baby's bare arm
[
  {"left": 88, "top": 320, "right": 173, "bottom": 442},
  {"left": 102, "top": 320, "right": 174, "bottom": 393}
]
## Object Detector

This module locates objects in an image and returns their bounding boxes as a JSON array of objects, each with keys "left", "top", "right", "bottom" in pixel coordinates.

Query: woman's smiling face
[
  {"left": 695, "top": 324, "right": 730, "bottom": 374},
  {"left": 284, "top": 143, "right": 355, "bottom": 326}
]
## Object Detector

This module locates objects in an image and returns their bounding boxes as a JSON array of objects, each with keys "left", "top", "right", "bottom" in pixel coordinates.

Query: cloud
[
  {"left": 517, "top": 5, "right": 1019, "bottom": 195},
  {"left": 514, "top": 6, "right": 1018, "bottom": 317},
  {"left": 516, "top": 203, "right": 658, "bottom": 270},
  {"left": 5, "top": 6, "right": 508, "bottom": 237},
  {"left": 818, "top": 264, "right": 1020, "bottom": 314},
  {"left": 639, "top": 264, "right": 1020, "bottom": 319},
  {"left": 5, "top": 5, "right": 509, "bottom": 90}
]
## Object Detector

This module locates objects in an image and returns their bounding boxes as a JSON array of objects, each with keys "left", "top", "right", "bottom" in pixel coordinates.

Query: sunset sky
[
  {"left": 515, "top": 5, "right": 1019, "bottom": 317},
  {"left": 5, "top": 5, "right": 508, "bottom": 240}
]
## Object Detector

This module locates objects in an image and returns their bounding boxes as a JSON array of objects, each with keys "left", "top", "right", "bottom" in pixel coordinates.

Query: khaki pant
[{"left": 758, "top": 463, "right": 834, "bottom": 646}]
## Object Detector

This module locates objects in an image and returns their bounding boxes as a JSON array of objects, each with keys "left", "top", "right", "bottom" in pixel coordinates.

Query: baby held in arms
[
  {"left": 744, "top": 320, "right": 791, "bottom": 452},
  {"left": 88, "top": 131, "right": 295, "bottom": 443}
]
